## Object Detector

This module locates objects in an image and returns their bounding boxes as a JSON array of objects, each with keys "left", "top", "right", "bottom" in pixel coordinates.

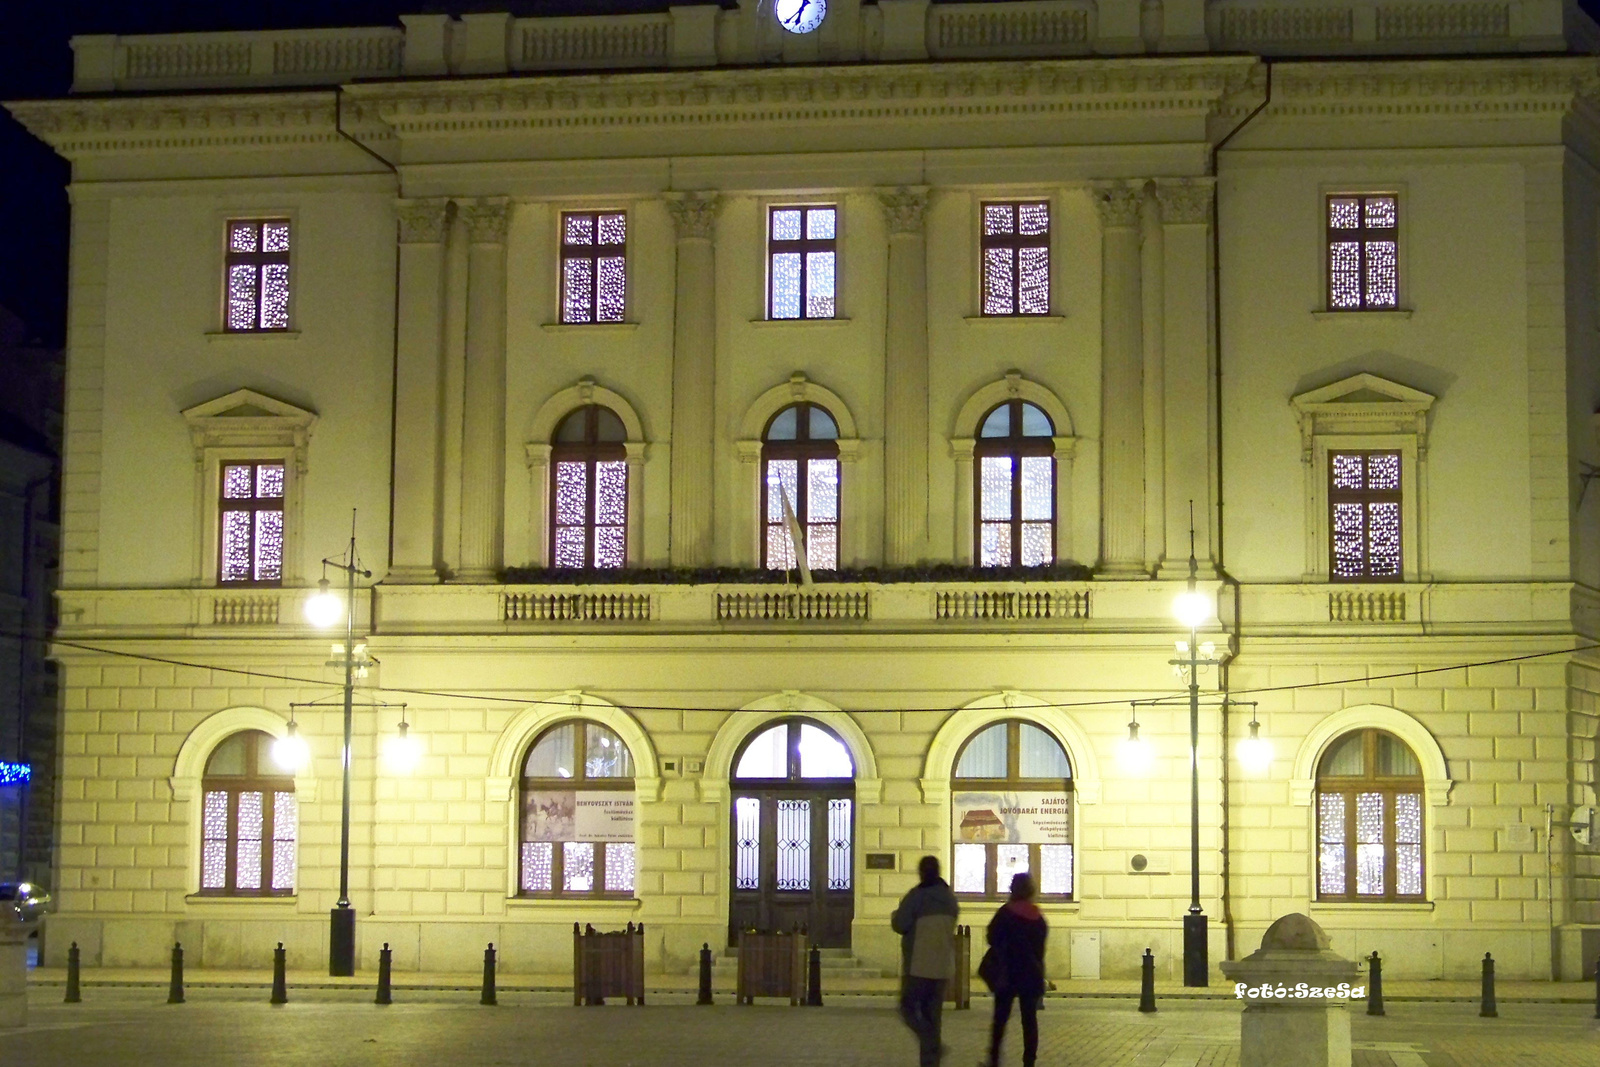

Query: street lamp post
[
  {"left": 1170, "top": 512, "right": 1220, "bottom": 989},
  {"left": 305, "top": 516, "right": 370, "bottom": 978}
]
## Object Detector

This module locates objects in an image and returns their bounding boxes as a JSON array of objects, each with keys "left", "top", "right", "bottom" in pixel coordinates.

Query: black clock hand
[{"left": 787, "top": 0, "right": 811, "bottom": 25}]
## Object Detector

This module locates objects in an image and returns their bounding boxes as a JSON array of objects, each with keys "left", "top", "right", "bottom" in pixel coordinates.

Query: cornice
[
  {"left": 343, "top": 58, "right": 1262, "bottom": 136},
  {"left": 3, "top": 91, "right": 341, "bottom": 155},
  {"left": 1266, "top": 57, "right": 1600, "bottom": 118}
]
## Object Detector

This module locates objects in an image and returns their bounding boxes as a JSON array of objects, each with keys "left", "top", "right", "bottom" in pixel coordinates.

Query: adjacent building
[{"left": 7, "top": 0, "right": 1600, "bottom": 981}]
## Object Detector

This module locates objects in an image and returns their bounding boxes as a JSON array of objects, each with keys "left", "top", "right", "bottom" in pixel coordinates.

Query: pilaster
[
  {"left": 880, "top": 186, "right": 931, "bottom": 565},
  {"left": 1154, "top": 178, "right": 1216, "bottom": 577},
  {"left": 456, "top": 197, "right": 509, "bottom": 583},
  {"left": 666, "top": 192, "right": 720, "bottom": 567},
  {"left": 1095, "top": 181, "right": 1148, "bottom": 577},
  {"left": 389, "top": 198, "right": 452, "bottom": 583}
]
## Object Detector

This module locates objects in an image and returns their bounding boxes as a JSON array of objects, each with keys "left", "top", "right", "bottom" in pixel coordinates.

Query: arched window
[
  {"left": 975, "top": 400, "right": 1055, "bottom": 567},
  {"left": 520, "top": 720, "right": 636, "bottom": 897},
  {"left": 551, "top": 405, "right": 628, "bottom": 569},
  {"left": 762, "top": 403, "right": 840, "bottom": 571},
  {"left": 950, "top": 720, "right": 1072, "bottom": 899},
  {"left": 200, "top": 730, "right": 296, "bottom": 896},
  {"left": 1315, "top": 729, "right": 1424, "bottom": 901}
]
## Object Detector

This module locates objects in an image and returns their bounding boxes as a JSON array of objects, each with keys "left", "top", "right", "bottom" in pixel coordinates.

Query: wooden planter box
[
  {"left": 735, "top": 927, "right": 807, "bottom": 1005},
  {"left": 572, "top": 921, "right": 645, "bottom": 1005}
]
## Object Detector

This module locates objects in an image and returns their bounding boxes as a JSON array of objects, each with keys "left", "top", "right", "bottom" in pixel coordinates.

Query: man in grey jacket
[{"left": 891, "top": 855, "right": 961, "bottom": 1067}]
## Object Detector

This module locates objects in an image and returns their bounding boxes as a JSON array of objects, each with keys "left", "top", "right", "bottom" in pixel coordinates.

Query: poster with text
[
  {"left": 952, "top": 791, "right": 1071, "bottom": 844},
  {"left": 523, "top": 791, "right": 635, "bottom": 842}
]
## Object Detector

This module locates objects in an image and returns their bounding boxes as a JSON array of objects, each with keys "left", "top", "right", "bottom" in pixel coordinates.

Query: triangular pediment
[
  {"left": 1291, "top": 373, "right": 1434, "bottom": 412},
  {"left": 182, "top": 388, "right": 316, "bottom": 424}
]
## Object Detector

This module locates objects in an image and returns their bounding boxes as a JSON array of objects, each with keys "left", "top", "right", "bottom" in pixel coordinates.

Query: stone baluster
[
  {"left": 389, "top": 198, "right": 452, "bottom": 582},
  {"left": 1154, "top": 178, "right": 1216, "bottom": 575},
  {"left": 1095, "top": 181, "right": 1148, "bottom": 577},
  {"left": 880, "top": 186, "right": 931, "bottom": 565},
  {"left": 666, "top": 193, "right": 721, "bottom": 567},
  {"left": 455, "top": 197, "right": 509, "bottom": 582}
]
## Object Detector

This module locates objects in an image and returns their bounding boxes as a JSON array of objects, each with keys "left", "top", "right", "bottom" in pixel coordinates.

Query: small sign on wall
[{"left": 865, "top": 853, "right": 897, "bottom": 870}]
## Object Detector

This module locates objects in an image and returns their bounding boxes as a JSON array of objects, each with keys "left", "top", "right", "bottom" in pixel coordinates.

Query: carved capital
[
  {"left": 878, "top": 186, "right": 929, "bottom": 234},
  {"left": 461, "top": 197, "right": 510, "bottom": 243},
  {"left": 1093, "top": 182, "right": 1146, "bottom": 229},
  {"left": 666, "top": 192, "right": 720, "bottom": 240},
  {"left": 396, "top": 198, "right": 451, "bottom": 244},
  {"left": 1154, "top": 178, "right": 1214, "bottom": 226}
]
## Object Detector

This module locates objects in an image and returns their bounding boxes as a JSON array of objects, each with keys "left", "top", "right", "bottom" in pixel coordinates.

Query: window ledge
[
  {"left": 205, "top": 330, "right": 302, "bottom": 340},
  {"left": 505, "top": 896, "right": 643, "bottom": 910},
  {"left": 747, "top": 317, "right": 853, "bottom": 328},
  {"left": 1309, "top": 901, "right": 1434, "bottom": 913},
  {"left": 540, "top": 322, "right": 640, "bottom": 333},
  {"left": 185, "top": 894, "right": 298, "bottom": 907},
  {"left": 1310, "top": 310, "right": 1413, "bottom": 321},
  {"left": 962, "top": 315, "right": 1067, "bottom": 325}
]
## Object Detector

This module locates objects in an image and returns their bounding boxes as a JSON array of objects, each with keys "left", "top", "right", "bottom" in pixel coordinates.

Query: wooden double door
[{"left": 728, "top": 786, "right": 855, "bottom": 948}]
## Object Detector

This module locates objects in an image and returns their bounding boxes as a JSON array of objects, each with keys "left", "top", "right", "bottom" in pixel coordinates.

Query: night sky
[{"left": 0, "top": 0, "right": 1595, "bottom": 347}]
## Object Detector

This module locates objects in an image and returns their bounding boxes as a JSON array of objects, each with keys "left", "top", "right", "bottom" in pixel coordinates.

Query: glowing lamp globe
[
  {"left": 1118, "top": 723, "right": 1154, "bottom": 776},
  {"left": 1236, "top": 723, "right": 1274, "bottom": 775},
  {"left": 304, "top": 578, "right": 345, "bottom": 628},
  {"left": 384, "top": 722, "right": 424, "bottom": 776},
  {"left": 1172, "top": 589, "right": 1210, "bottom": 630},
  {"left": 272, "top": 722, "right": 310, "bottom": 773}
]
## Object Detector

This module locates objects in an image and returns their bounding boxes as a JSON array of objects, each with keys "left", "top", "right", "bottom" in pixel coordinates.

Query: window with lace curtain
[
  {"left": 550, "top": 406, "right": 628, "bottom": 569},
  {"left": 200, "top": 731, "right": 296, "bottom": 896},
  {"left": 519, "top": 721, "right": 636, "bottom": 897},
  {"left": 951, "top": 720, "right": 1073, "bottom": 900},
  {"left": 975, "top": 400, "right": 1055, "bottom": 567},
  {"left": 1316, "top": 729, "right": 1424, "bottom": 902},
  {"left": 762, "top": 402, "right": 840, "bottom": 571}
]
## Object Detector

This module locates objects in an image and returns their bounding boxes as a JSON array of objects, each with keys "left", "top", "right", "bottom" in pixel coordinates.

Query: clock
[{"left": 774, "top": 0, "right": 826, "bottom": 34}]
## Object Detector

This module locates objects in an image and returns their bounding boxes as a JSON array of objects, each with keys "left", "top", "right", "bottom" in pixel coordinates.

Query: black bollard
[
  {"left": 806, "top": 943, "right": 822, "bottom": 1007},
  {"left": 481, "top": 943, "right": 498, "bottom": 1006},
  {"left": 1594, "top": 954, "right": 1599, "bottom": 1020},
  {"left": 167, "top": 942, "right": 184, "bottom": 1005},
  {"left": 64, "top": 942, "right": 81, "bottom": 1004},
  {"left": 697, "top": 943, "right": 713, "bottom": 1005},
  {"left": 1366, "top": 951, "right": 1384, "bottom": 1016},
  {"left": 1138, "top": 948, "right": 1157, "bottom": 1013},
  {"left": 270, "top": 943, "right": 288, "bottom": 1005},
  {"left": 1479, "top": 952, "right": 1497, "bottom": 1018},
  {"left": 375, "top": 943, "right": 392, "bottom": 1006}
]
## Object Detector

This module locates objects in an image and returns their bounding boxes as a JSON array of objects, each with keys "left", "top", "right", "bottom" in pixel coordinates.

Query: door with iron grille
[{"left": 728, "top": 719, "right": 855, "bottom": 948}]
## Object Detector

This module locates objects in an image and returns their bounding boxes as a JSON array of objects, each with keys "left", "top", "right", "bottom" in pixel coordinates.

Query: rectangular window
[
  {"left": 1317, "top": 788, "right": 1424, "bottom": 901},
  {"left": 219, "top": 462, "right": 285, "bottom": 586},
  {"left": 225, "top": 219, "right": 292, "bottom": 331},
  {"left": 1327, "top": 195, "right": 1397, "bottom": 310},
  {"left": 561, "top": 211, "right": 627, "bottom": 324},
  {"left": 1329, "top": 450, "right": 1401, "bottom": 581},
  {"left": 982, "top": 201, "right": 1051, "bottom": 315},
  {"left": 768, "top": 206, "right": 837, "bottom": 320}
]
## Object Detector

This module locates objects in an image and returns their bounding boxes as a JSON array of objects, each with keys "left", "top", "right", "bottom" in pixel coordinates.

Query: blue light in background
[{"left": 0, "top": 762, "right": 30, "bottom": 785}]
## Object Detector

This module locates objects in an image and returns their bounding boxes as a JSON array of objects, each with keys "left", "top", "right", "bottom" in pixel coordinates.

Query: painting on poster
[
  {"left": 952, "top": 791, "right": 1071, "bottom": 844},
  {"left": 524, "top": 791, "right": 635, "bottom": 842}
]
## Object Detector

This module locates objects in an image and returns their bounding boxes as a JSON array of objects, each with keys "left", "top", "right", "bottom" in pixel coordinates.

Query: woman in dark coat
[{"left": 981, "top": 872, "right": 1048, "bottom": 1067}]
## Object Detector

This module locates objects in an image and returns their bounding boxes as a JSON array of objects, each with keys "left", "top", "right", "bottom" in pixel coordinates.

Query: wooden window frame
[
  {"left": 518, "top": 720, "right": 635, "bottom": 900},
  {"left": 974, "top": 400, "right": 1056, "bottom": 568},
  {"left": 199, "top": 731, "right": 295, "bottom": 898},
  {"left": 1315, "top": 729, "right": 1425, "bottom": 903},
  {"left": 951, "top": 719, "right": 1074, "bottom": 902},
  {"left": 980, "top": 200, "right": 1051, "bottom": 316},
  {"left": 761, "top": 402, "right": 841, "bottom": 571},
  {"left": 559, "top": 210, "right": 628, "bottom": 324},
  {"left": 1328, "top": 449, "right": 1402, "bottom": 583},
  {"left": 1325, "top": 194, "right": 1398, "bottom": 311},
  {"left": 217, "top": 460, "right": 286, "bottom": 587},
  {"left": 766, "top": 205, "right": 838, "bottom": 320},
  {"left": 223, "top": 218, "right": 292, "bottom": 332},
  {"left": 549, "top": 406, "right": 629, "bottom": 570}
]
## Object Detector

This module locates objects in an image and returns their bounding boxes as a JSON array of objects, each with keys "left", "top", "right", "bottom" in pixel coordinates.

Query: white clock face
[{"left": 774, "top": 0, "right": 826, "bottom": 34}]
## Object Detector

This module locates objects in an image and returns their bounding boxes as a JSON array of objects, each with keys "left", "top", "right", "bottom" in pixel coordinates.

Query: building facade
[{"left": 7, "top": 0, "right": 1600, "bottom": 981}]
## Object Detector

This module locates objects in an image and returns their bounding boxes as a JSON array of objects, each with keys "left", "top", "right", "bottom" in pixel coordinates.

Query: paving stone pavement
[{"left": 8, "top": 989, "right": 1598, "bottom": 1066}]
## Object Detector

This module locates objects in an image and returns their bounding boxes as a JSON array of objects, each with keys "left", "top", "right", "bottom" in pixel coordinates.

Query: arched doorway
[{"left": 728, "top": 718, "right": 855, "bottom": 947}]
